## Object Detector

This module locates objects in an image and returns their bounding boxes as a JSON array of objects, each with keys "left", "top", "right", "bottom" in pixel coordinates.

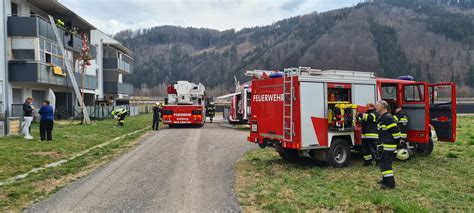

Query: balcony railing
[
  {"left": 103, "top": 57, "right": 132, "bottom": 74},
  {"left": 9, "top": 62, "right": 97, "bottom": 89},
  {"left": 104, "top": 82, "right": 133, "bottom": 95},
  {"left": 8, "top": 16, "right": 83, "bottom": 53}
]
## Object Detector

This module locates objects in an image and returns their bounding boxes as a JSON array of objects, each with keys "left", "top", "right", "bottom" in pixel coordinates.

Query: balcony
[
  {"left": 76, "top": 74, "right": 98, "bottom": 90},
  {"left": 104, "top": 82, "right": 133, "bottom": 95},
  {"left": 103, "top": 57, "right": 132, "bottom": 74},
  {"left": 9, "top": 62, "right": 97, "bottom": 90},
  {"left": 8, "top": 16, "right": 82, "bottom": 53}
]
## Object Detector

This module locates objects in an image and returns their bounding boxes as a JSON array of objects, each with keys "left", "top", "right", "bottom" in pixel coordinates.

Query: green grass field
[
  {"left": 0, "top": 114, "right": 152, "bottom": 211},
  {"left": 235, "top": 116, "right": 474, "bottom": 212}
]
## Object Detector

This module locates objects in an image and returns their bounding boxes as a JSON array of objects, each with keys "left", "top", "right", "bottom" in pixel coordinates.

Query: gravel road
[{"left": 26, "top": 119, "right": 255, "bottom": 212}]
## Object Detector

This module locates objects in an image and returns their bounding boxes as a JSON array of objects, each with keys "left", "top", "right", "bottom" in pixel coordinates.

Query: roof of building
[
  {"left": 28, "top": 0, "right": 133, "bottom": 57},
  {"left": 105, "top": 42, "right": 133, "bottom": 56},
  {"left": 27, "top": 0, "right": 96, "bottom": 30}
]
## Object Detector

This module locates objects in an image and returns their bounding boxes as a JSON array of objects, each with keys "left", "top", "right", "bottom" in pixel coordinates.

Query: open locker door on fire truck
[
  {"left": 429, "top": 83, "right": 456, "bottom": 142},
  {"left": 400, "top": 82, "right": 430, "bottom": 143}
]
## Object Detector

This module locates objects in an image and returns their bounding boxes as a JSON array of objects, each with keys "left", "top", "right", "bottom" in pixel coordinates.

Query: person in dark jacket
[
  {"left": 22, "top": 97, "right": 34, "bottom": 140},
  {"left": 393, "top": 105, "right": 409, "bottom": 141},
  {"left": 375, "top": 100, "right": 401, "bottom": 189},
  {"left": 357, "top": 103, "right": 378, "bottom": 166},
  {"left": 152, "top": 103, "right": 163, "bottom": 130},
  {"left": 38, "top": 100, "right": 54, "bottom": 142}
]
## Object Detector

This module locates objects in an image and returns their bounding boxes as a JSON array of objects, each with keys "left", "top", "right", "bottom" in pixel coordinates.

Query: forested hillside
[{"left": 115, "top": 0, "right": 474, "bottom": 96}]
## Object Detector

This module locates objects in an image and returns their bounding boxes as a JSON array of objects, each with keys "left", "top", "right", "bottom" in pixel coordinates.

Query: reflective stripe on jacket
[
  {"left": 378, "top": 112, "right": 400, "bottom": 151},
  {"left": 357, "top": 109, "right": 378, "bottom": 139},
  {"left": 394, "top": 110, "right": 408, "bottom": 138}
]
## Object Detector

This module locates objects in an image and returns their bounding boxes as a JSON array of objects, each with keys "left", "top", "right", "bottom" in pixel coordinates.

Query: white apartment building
[{"left": 0, "top": 0, "right": 133, "bottom": 136}]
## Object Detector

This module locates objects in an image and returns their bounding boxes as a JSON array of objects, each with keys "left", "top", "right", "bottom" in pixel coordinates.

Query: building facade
[{"left": 1, "top": 0, "right": 133, "bottom": 136}]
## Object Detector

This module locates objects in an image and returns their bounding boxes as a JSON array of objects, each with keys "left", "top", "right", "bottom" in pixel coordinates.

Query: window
[
  {"left": 39, "top": 39, "right": 65, "bottom": 69},
  {"left": 328, "top": 88, "right": 351, "bottom": 102},
  {"left": 45, "top": 53, "right": 51, "bottom": 63},
  {"left": 40, "top": 40, "right": 45, "bottom": 50},
  {"left": 404, "top": 84, "right": 424, "bottom": 102},
  {"left": 429, "top": 84, "right": 453, "bottom": 105},
  {"left": 11, "top": 3, "right": 18, "bottom": 16},
  {"left": 381, "top": 85, "right": 397, "bottom": 100},
  {"left": 45, "top": 42, "right": 52, "bottom": 53}
]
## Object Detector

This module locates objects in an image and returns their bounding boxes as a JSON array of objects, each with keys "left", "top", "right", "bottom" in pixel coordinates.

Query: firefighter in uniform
[
  {"left": 207, "top": 102, "right": 216, "bottom": 123},
  {"left": 375, "top": 100, "right": 401, "bottom": 189},
  {"left": 357, "top": 103, "right": 378, "bottom": 166},
  {"left": 152, "top": 102, "right": 163, "bottom": 130},
  {"left": 111, "top": 108, "right": 128, "bottom": 126},
  {"left": 393, "top": 105, "right": 409, "bottom": 142}
]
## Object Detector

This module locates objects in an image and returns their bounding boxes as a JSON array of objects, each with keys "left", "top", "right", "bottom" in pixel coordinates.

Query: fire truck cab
[{"left": 247, "top": 67, "right": 456, "bottom": 167}]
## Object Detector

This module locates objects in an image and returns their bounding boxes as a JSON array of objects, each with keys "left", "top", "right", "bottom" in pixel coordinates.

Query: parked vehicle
[
  {"left": 218, "top": 78, "right": 252, "bottom": 124},
  {"left": 162, "top": 81, "right": 206, "bottom": 127},
  {"left": 247, "top": 67, "right": 456, "bottom": 167}
]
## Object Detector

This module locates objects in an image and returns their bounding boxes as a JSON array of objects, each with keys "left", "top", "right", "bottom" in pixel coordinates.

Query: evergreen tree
[{"left": 467, "top": 66, "right": 474, "bottom": 87}]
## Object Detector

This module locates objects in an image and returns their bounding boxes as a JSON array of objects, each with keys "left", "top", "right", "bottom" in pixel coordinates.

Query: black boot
[
  {"left": 363, "top": 160, "right": 372, "bottom": 167},
  {"left": 380, "top": 177, "right": 395, "bottom": 189}
]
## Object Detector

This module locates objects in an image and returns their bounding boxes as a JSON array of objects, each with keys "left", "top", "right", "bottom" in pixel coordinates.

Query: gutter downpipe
[{"left": 2, "top": 0, "right": 10, "bottom": 136}]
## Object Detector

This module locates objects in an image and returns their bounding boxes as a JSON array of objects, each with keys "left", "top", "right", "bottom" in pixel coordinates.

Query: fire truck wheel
[
  {"left": 415, "top": 138, "right": 434, "bottom": 156},
  {"left": 277, "top": 148, "right": 300, "bottom": 162},
  {"left": 327, "top": 139, "right": 351, "bottom": 168}
]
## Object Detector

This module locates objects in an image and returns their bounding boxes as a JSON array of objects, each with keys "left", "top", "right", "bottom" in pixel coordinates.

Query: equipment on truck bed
[
  {"left": 247, "top": 67, "right": 457, "bottom": 167},
  {"left": 166, "top": 81, "right": 205, "bottom": 105},
  {"left": 162, "top": 81, "right": 206, "bottom": 127}
]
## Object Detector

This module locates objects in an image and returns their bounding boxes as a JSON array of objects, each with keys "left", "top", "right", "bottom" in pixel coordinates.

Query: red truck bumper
[{"left": 162, "top": 105, "right": 204, "bottom": 125}]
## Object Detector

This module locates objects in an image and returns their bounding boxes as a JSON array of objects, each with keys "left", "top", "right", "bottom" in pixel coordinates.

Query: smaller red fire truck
[
  {"left": 162, "top": 81, "right": 206, "bottom": 127},
  {"left": 247, "top": 67, "right": 456, "bottom": 167}
]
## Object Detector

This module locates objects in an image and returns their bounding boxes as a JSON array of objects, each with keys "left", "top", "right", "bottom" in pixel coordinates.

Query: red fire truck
[
  {"left": 218, "top": 79, "right": 252, "bottom": 124},
  {"left": 162, "top": 81, "right": 206, "bottom": 127},
  {"left": 247, "top": 67, "right": 456, "bottom": 167}
]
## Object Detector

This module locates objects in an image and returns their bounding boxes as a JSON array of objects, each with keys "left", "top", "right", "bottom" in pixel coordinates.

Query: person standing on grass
[
  {"left": 152, "top": 102, "right": 163, "bottom": 130},
  {"left": 22, "top": 97, "right": 34, "bottom": 140},
  {"left": 357, "top": 103, "right": 378, "bottom": 166},
  {"left": 375, "top": 100, "right": 401, "bottom": 189},
  {"left": 38, "top": 100, "right": 54, "bottom": 142}
]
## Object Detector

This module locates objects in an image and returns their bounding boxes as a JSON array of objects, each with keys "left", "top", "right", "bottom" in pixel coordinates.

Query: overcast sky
[{"left": 59, "top": 0, "right": 361, "bottom": 34}]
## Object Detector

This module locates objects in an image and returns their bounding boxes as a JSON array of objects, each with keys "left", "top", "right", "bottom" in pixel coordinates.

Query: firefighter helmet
[{"left": 395, "top": 149, "right": 409, "bottom": 160}]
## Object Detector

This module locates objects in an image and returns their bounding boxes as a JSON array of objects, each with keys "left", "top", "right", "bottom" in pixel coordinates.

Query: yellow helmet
[{"left": 395, "top": 149, "right": 409, "bottom": 160}]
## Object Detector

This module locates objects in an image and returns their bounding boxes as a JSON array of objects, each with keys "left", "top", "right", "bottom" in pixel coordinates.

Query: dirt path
[{"left": 26, "top": 119, "right": 255, "bottom": 212}]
